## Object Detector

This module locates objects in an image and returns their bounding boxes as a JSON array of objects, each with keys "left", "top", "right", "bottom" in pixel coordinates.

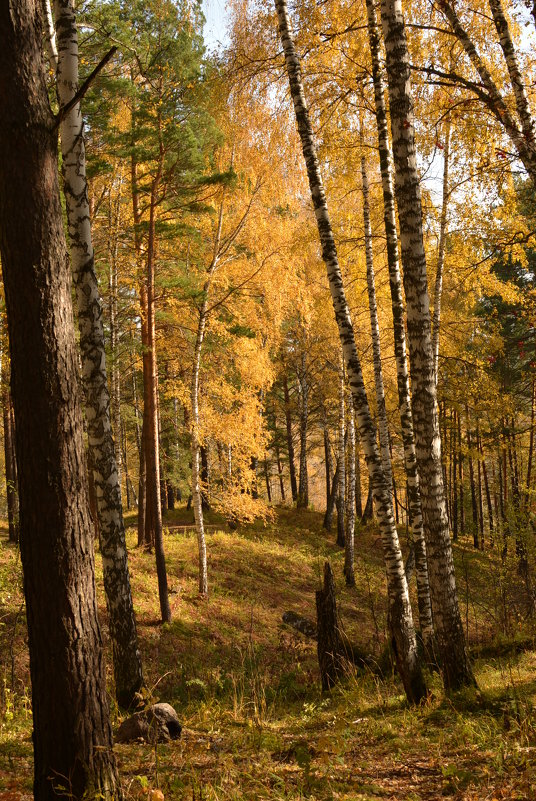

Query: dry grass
[{"left": 1, "top": 509, "right": 536, "bottom": 800}]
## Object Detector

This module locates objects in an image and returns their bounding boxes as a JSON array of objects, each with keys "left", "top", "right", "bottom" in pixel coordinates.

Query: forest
[{"left": 1, "top": 0, "right": 536, "bottom": 798}]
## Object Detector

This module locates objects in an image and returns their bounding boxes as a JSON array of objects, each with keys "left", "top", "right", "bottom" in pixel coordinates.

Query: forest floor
[{"left": 1, "top": 507, "right": 536, "bottom": 800}]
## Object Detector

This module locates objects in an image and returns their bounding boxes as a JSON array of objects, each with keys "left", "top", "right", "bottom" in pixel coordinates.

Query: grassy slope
[{"left": 1, "top": 508, "right": 536, "bottom": 800}]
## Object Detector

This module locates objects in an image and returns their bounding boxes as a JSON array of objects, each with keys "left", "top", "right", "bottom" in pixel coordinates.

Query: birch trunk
[
  {"left": 365, "top": 0, "right": 434, "bottom": 651},
  {"left": 345, "top": 387, "right": 356, "bottom": 586},
  {"left": 337, "top": 357, "right": 346, "bottom": 548},
  {"left": 283, "top": 376, "right": 298, "bottom": 502},
  {"left": 380, "top": 0, "right": 474, "bottom": 689},
  {"left": 275, "top": 0, "right": 426, "bottom": 703},
  {"left": 361, "top": 155, "right": 393, "bottom": 494},
  {"left": 54, "top": 0, "right": 143, "bottom": 705},
  {"left": 432, "top": 117, "right": 451, "bottom": 384},
  {"left": 0, "top": 0, "right": 120, "bottom": 789},
  {"left": 297, "top": 353, "right": 309, "bottom": 508},
  {"left": 191, "top": 200, "right": 224, "bottom": 596}
]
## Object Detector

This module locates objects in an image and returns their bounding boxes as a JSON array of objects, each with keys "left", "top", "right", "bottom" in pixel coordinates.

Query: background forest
[{"left": 2, "top": 0, "right": 536, "bottom": 798}]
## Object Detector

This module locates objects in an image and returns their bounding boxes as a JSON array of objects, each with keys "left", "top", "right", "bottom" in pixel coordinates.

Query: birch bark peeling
[
  {"left": 54, "top": 0, "right": 144, "bottom": 706},
  {"left": 380, "top": 0, "right": 475, "bottom": 689},
  {"left": 275, "top": 0, "right": 426, "bottom": 704},
  {"left": 365, "top": 0, "right": 434, "bottom": 651}
]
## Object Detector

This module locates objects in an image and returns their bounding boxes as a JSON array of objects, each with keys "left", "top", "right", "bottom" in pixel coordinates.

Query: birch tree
[
  {"left": 275, "top": 0, "right": 426, "bottom": 704},
  {"left": 380, "top": 0, "right": 475, "bottom": 689},
  {"left": 365, "top": 0, "right": 434, "bottom": 652},
  {"left": 0, "top": 0, "right": 120, "bottom": 793},
  {"left": 53, "top": 0, "right": 143, "bottom": 704}
]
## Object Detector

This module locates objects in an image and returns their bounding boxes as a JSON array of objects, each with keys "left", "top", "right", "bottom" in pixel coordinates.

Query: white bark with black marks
[
  {"left": 54, "top": 0, "right": 143, "bottom": 706},
  {"left": 275, "top": 0, "right": 426, "bottom": 703},
  {"left": 380, "top": 0, "right": 474, "bottom": 689}
]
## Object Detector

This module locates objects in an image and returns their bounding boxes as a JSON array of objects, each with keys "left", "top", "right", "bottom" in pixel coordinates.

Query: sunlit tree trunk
[
  {"left": 366, "top": 0, "right": 434, "bottom": 652},
  {"left": 283, "top": 376, "right": 298, "bottom": 502},
  {"left": 54, "top": 0, "right": 143, "bottom": 704},
  {"left": 275, "top": 0, "right": 426, "bottom": 703},
  {"left": 297, "top": 352, "right": 309, "bottom": 508},
  {"left": 337, "top": 357, "right": 346, "bottom": 548},
  {"left": 345, "top": 388, "right": 356, "bottom": 586},
  {"left": 432, "top": 117, "right": 451, "bottom": 383},
  {"left": 380, "top": 0, "right": 474, "bottom": 689},
  {"left": 0, "top": 0, "right": 120, "bottom": 791}
]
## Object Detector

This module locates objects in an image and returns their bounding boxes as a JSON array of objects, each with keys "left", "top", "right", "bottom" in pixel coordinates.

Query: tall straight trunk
[
  {"left": 467, "top": 409, "right": 479, "bottom": 548},
  {"left": 3, "top": 387, "right": 18, "bottom": 543},
  {"left": 323, "top": 412, "right": 333, "bottom": 512},
  {"left": 365, "top": 0, "right": 434, "bottom": 651},
  {"left": 476, "top": 422, "right": 484, "bottom": 548},
  {"left": 276, "top": 0, "right": 426, "bottom": 704},
  {"left": 137, "top": 414, "right": 147, "bottom": 547},
  {"left": 54, "top": 0, "right": 143, "bottom": 705},
  {"left": 458, "top": 410, "right": 465, "bottom": 534},
  {"left": 452, "top": 410, "right": 458, "bottom": 540},
  {"left": 275, "top": 438, "right": 286, "bottom": 501},
  {"left": 361, "top": 155, "right": 393, "bottom": 495},
  {"left": 264, "top": 457, "right": 272, "bottom": 502},
  {"left": 337, "top": 357, "right": 346, "bottom": 548},
  {"left": 200, "top": 444, "right": 211, "bottom": 510},
  {"left": 0, "top": 0, "right": 120, "bottom": 791},
  {"left": 191, "top": 199, "right": 224, "bottom": 597},
  {"left": 283, "top": 376, "right": 298, "bottom": 502},
  {"left": 380, "top": 0, "right": 474, "bottom": 688},
  {"left": 345, "top": 388, "right": 356, "bottom": 586},
  {"left": 432, "top": 117, "right": 451, "bottom": 383},
  {"left": 297, "top": 353, "right": 309, "bottom": 508},
  {"left": 143, "top": 169, "right": 170, "bottom": 622},
  {"left": 526, "top": 376, "right": 535, "bottom": 505},
  {"left": 324, "top": 461, "right": 340, "bottom": 530},
  {"left": 108, "top": 181, "right": 123, "bottom": 496},
  {"left": 355, "top": 428, "right": 363, "bottom": 519}
]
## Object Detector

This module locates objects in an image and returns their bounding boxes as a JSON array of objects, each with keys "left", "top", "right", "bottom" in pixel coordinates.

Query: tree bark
[
  {"left": 380, "top": 0, "right": 474, "bottom": 689},
  {"left": 316, "top": 562, "right": 344, "bottom": 691},
  {"left": 297, "top": 353, "right": 309, "bottom": 508},
  {"left": 337, "top": 357, "right": 346, "bottom": 547},
  {"left": 3, "top": 387, "right": 18, "bottom": 543},
  {"left": 365, "top": 0, "right": 434, "bottom": 653},
  {"left": 345, "top": 388, "right": 356, "bottom": 586},
  {"left": 275, "top": 0, "right": 426, "bottom": 704},
  {"left": 0, "top": 0, "right": 120, "bottom": 793},
  {"left": 54, "top": 0, "right": 143, "bottom": 705},
  {"left": 283, "top": 376, "right": 298, "bottom": 502}
]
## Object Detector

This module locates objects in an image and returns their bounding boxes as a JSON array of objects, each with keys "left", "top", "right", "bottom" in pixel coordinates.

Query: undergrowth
[{"left": 1, "top": 509, "right": 536, "bottom": 799}]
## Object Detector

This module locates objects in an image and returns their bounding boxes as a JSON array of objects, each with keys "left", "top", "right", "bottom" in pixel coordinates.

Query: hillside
[{"left": 1, "top": 508, "right": 536, "bottom": 800}]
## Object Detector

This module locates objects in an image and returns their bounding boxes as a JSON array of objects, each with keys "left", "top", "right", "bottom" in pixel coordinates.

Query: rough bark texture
[
  {"left": 0, "top": 1, "right": 120, "bottom": 795},
  {"left": 275, "top": 0, "right": 426, "bottom": 704},
  {"left": 54, "top": 0, "right": 143, "bottom": 706},
  {"left": 344, "top": 388, "right": 356, "bottom": 586},
  {"left": 3, "top": 387, "right": 19, "bottom": 543},
  {"left": 283, "top": 376, "right": 298, "bottom": 502},
  {"left": 316, "top": 562, "right": 344, "bottom": 691},
  {"left": 366, "top": 0, "right": 434, "bottom": 651},
  {"left": 380, "top": 0, "right": 475, "bottom": 689},
  {"left": 297, "top": 353, "right": 309, "bottom": 508}
]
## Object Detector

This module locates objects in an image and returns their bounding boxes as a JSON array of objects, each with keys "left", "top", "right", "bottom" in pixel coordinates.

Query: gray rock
[
  {"left": 115, "top": 702, "right": 182, "bottom": 744},
  {"left": 282, "top": 610, "right": 317, "bottom": 638}
]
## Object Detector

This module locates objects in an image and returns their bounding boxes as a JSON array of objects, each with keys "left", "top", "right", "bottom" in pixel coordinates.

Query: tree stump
[{"left": 316, "top": 561, "right": 344, "bottom": 691}]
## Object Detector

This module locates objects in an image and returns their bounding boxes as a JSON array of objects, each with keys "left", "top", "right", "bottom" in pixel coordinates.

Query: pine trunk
[{"left": 0, "top": 0, "right": 120, "bottom": 792}]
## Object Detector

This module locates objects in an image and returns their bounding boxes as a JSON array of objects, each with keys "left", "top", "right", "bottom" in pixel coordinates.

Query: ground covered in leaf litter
[{"left": 1, "top": 508, "right": 536, "bottom": 800}]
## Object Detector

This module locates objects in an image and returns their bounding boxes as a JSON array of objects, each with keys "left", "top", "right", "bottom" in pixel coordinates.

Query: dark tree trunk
[
  {"left": 0, "top": 1, "right": 119, "bottom": 794},
  {"left": 316, "top": 562, "right": 344, "bottom": 691},
  {"left": 283, "top": 376, "right": 298, "bottom": 502},
  {"left": 323, "top": 416, "right": 333, "bottom": 512},
  {"left": 323, "top": 461, "right": 340, "bottom": 531},
  {"left": 201, "top": 444, "right": 211, "bottom": 510},
  {"left": 355, "top": 431, "right": 363, "bottom": 519},
  {"left": 3, "top": 388, "right": 18, "bottom": 543},
  {"left": 361, "top": 483, "right": 373, "bottom": 523},
  {"left": 275, "top": 435, "right": 286, "bottom": 501},
  {"left": 264, "top": 457, "right": 272, "bottom": 502},
  {"left": 297, "top": 353, "right": 309, "bottom": 508}
]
